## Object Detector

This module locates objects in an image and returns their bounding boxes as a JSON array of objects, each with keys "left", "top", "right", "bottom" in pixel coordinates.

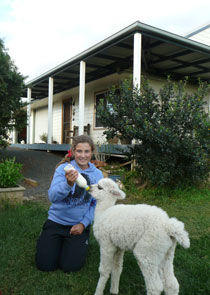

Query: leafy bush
[
  {"left": 98, "top": 77, "right": 210, "bottom": 186},
  {"left": 0, "top": 157, "right": 23, "bottom": 188},
  {"left": 39, "top": 132, "right": 48, "bottom": 143}
]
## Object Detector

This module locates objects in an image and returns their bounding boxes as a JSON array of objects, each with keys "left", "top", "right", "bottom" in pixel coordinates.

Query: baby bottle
[{"left": 64, "top": 164, "right": 90, "bottom": 191}]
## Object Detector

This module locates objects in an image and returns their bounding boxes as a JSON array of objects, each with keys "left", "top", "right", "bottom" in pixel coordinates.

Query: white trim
[
  {"left": 79, "top": 61, "right": 86, "bottom": 135},
  {"left": 30, "top": 110, "right": 35, "bottom": 144},
  {"left": 26, "top": 88, "right": 31, "bottom": 144},
  {"left": 48, "top": 77, "right": 54, "bottom": 144},
  {"left": 133, "top": 33, "right": 142, "bottom": 90}
]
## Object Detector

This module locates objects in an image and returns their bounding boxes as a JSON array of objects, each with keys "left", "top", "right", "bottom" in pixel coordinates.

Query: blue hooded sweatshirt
[{"left": 48, "top": 160, "right": 103, "bottom": 227}]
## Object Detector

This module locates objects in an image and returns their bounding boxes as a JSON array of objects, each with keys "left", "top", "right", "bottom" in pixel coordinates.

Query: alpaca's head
[{"left": 89, "top": 178, "right": 126, "bottom": 206}]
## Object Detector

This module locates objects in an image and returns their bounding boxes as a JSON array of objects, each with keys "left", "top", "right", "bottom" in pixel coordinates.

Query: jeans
[{"left": 35, "top": 219, "right": 90, "bottom": 272}]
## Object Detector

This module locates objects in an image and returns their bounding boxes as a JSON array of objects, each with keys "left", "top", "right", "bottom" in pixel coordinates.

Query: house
[
  {"left": 11, "top": 21, "right": 210, "bottom": 154},
  {"left": 185, "top": 22, "right": 210, "bottom": 46}
]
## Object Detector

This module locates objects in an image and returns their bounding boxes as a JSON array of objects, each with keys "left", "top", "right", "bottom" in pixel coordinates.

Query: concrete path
[{"left": 0, "top": 147, "right": 65, "bottom": 199}]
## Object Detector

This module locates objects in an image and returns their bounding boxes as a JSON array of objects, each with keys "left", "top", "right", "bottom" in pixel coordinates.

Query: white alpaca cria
[{"left": 90, "top": 178, "right": 190, "bottom": 295}]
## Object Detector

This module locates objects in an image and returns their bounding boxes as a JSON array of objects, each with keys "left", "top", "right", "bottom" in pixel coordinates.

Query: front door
[{"left": 62, "top": 99, "right": 73, "bottom": 144}]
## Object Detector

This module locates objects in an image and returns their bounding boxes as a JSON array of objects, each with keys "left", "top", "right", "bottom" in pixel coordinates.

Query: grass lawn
[{"left": 0, "top": 186, "right": 209, "bottom": 295}]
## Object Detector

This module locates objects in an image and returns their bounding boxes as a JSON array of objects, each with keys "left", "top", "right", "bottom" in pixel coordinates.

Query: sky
[{"left": 1, "top": 0, "right": 210, "bottom": 82}]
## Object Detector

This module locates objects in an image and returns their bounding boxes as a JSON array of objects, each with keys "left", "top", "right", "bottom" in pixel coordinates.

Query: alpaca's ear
[{"left": 111, "top": 189, "right": 126, "bottom": 200}]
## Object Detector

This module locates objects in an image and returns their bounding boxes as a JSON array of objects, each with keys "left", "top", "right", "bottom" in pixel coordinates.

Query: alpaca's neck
[{"left": 94, "top": 200, "right": 116, "bottom": 223}]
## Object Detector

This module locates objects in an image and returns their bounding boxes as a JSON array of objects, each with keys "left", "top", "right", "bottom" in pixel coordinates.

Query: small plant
[
  {"left": 39, "top": 132, "right": 48, "bottom": 143},
  {"left": 0, "top": 158, "right": 23, "bottom": 188}
]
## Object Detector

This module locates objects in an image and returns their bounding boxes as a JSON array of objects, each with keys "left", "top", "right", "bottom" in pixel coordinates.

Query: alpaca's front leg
[
  {"left": 110, "top": 249, "right": 125, "bottom": 294},
  {"left": 94, "top": 272, "right": 109, "bottom": 295},
  {"left": 94, "top": 246, "right": 116, "bottom": 295}
]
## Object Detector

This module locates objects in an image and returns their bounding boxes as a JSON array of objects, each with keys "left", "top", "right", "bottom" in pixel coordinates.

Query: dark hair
[
  {"left": 56, "top": 135, "right": 95, "bottom": 168},
  {"left": 72, "top": 135, "right": 95, "bottom": 152}
]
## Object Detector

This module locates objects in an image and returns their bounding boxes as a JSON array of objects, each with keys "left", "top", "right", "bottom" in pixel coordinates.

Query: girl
[{"left": 35, "top": 135, "right": 103, "bottom": 272}]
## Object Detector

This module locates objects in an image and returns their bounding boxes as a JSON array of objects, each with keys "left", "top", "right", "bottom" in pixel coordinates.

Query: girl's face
[{"left": 73, "top": 142, "right": 93, "bottom": 170}]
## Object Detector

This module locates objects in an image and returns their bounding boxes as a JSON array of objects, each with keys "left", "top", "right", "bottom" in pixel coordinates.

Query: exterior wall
[
  {"left": 186, "top": 25, "right": 210, "bottom": 112},
  {"left": 77, "top": 72, "right": 129, "bottom": 144},
  {"left": 30, "top": 72, "right": 129, "bottom": 145},
  {"left": 30, "top": 72, "right": 209, "bottom": 145},
  {"left": 148, "top": 75, "right": 210, "bottom": 113},
  {"left": 34, "top": 107, "right": 48, "bottom": 143}
]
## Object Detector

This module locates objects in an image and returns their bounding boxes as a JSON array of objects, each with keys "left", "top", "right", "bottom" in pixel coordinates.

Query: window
[
  {"left": 95, "top": 91, "right": 107, "bottom": 127},
  {"left": 95, "top": 90, "right": 116, "bottom": 128}
]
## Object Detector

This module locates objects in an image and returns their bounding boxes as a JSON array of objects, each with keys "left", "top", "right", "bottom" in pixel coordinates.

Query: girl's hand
[
  {"left": 70, "top": 223, "right": 85, "bottom": 235},
  {"left": 65, "top": 169, "right": 78, "bottom": 187}
]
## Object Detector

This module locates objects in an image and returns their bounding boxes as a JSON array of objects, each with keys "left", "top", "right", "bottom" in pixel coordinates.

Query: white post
[
  {"left": 12, "top": 129, "right": 17, "bottom": 144},
  {"left": 26, "top": 88, "right": 31, "bottom": 144},
  {"left": 30, "top": 110, "right": 35, "bottom": 144},
  {"left": 79, "top": 61, "right": 86, "bottom": 135},
  {"left": 48, "top": 77, "right": 54, "bottom": 144},
  {"left": 133, "top": 33, "right": 142, "bottom": 90}
]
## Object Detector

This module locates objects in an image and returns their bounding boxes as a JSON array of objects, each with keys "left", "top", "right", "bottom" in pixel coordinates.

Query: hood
[{"left": 70, "top": 159, "right": 97, "bottom": 174}]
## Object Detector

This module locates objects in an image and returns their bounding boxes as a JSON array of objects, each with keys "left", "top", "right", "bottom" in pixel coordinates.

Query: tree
[
  {"left": 98, "top": 77, "right": 210, "bottom": 186},
  {"left": 0, "top": 38, "right": 26, "bottom": 148}
]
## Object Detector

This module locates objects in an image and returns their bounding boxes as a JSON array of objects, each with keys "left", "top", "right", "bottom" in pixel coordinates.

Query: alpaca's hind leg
[
  {"left": 94, "top": 244, "right": 116, "bottom": 295},
  {"left": 136, "top": 261, "right": 163, "bottom": 295},
  {"left": 133, "top": 244, "right": 164, "bottom": 295},
  {"left": 110, "top": 249, "right": 125, "bottom": 294},
  {"left": 159, "top": 242, "right": 179, "bottom": 295}
]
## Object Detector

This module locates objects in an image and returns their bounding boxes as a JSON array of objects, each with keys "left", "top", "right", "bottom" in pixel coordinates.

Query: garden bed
[{"left": 0, "top": 185, "right": 25, "bottom": 204}]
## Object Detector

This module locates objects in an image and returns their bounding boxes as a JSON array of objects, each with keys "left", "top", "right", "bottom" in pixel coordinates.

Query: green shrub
[
  {"left": 0, "top": 39, "right": 26, "bottom": 148},
  {"left": 98, "top": 77, "right": 210, "bottom": 186},
  {"left": 39, "top": 132, "right": 48, "bottom": 143},
  {"left": 0, "top": 157, "right": 23, "bottom": 188}
]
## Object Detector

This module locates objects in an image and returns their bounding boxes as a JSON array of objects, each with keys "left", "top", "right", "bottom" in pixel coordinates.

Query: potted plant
[
  {"left": 0, "top": 157, "right": 25, "bottom": 204},
  {"left": 39, "top": 132, "right": 48, "bottom": 143},
  {"left": 107, "top": 136, "right": 119, "bottom": 144}
]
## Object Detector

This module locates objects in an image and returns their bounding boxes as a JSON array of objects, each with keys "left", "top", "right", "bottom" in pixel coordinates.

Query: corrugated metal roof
[{"left": 24, "top": 21, "right": 210, "bottom": 100}]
